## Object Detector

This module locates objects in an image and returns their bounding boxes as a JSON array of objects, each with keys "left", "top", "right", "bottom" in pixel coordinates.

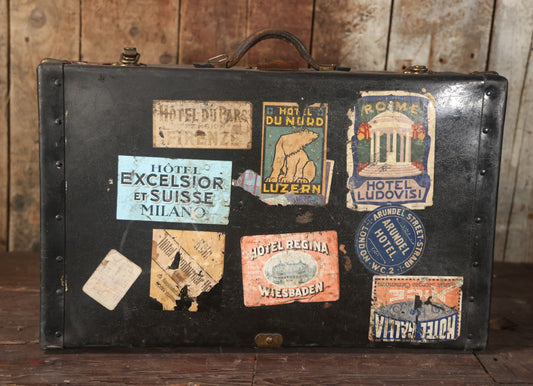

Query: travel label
[
  {"left": 153, "top": 100, "right": 252, "bottom": 149},
  {"left": 82, "top": 249, "right": 142, "bottom": 311},
  {"left": 150, "top": 229, "right": 224, "bottom": 312},
  {"left": 261, "top": 102, "right": 327, "bottom": 196},
  {"left": 241, "top": 231, "right": 339, "bottom": 307},
  {"left": 233, "top": 160, "right": 334, "bottom": 206},
  {"left": 370, "top": 276, "right": 463, "bottom": 343},
  {"left": 347, "top": 91, "right": 435, "bottom": 211},
  {"left": 355, "top": 204, "right": 425, "bottom": 275},
  {"left": 116, "top": 155, "right": 232, "bottom": 225}
]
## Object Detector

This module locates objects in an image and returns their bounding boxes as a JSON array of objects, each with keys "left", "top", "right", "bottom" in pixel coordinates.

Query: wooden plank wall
[
  {"left": 0, "top": 0, "right": 8, "bottom": 251},
  {"left": 0, "top": 0, "right": 531, "bottom": 262}
]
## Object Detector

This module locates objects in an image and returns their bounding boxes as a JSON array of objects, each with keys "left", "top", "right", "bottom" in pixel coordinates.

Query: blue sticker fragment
[
  {"left": 355, "top": 204, "right": 425, "bottom": 275},
  {"left": 116, "top": 155, "right": 232, "bottom": 225}
]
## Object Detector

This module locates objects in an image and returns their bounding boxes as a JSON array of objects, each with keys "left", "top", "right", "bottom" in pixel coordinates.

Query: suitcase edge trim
[{"left": 38, "top": 61, "right": 67, "bottom": 349}]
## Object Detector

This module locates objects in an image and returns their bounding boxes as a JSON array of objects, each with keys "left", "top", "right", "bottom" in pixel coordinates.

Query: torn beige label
[
  {"left": 153, "top": 100, "right": 252, "bottom": 149},
  {"left": 82, "top": 249, "right": 142, "bottom": 311},
  {"left": 150, "top": 229, "right": 225, "bottom": 311}
]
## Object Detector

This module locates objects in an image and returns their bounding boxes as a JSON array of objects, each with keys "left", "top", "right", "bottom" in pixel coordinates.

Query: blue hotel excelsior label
[
  {"left": 355, "top": 204, "right": 426, "bottom": 275},
  {"left": 116, "top": 155, "right": 232, "bottom": 225}
]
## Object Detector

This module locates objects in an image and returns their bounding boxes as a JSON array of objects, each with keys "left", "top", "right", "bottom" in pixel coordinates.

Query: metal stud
[
  {"left": 482, "top": 127, "right": 489, "bottom": 134},
  {"left": 480, "top": 169, "right": 487, "bottom": 176},
  {"left": 475, "top": 217, "right": 482, "bottom": 223},
  {"left": 55, "top": 331, "right": 62, "bottom": 338},
  {"left": 55, "top": 214, "right": 63, "bottom": 221},
  {"left": 56, "top": 256, "right": 63, "bottom": 262}
]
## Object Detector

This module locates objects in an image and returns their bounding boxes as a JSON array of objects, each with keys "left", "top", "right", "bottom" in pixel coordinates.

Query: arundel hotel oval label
[
  {"left": 355, "top": 204, "right": 426, "bottom": 275},
  {"left": 347, "top": 91, "right": 436, "bottom": 211},
  {"left": 241, "top": 231, "right": 339, "bottom": 307}
]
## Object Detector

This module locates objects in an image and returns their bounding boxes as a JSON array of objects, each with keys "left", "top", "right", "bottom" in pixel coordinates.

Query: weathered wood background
[{"left": 0, "top": 0, "right": 531, "bottom": 263}]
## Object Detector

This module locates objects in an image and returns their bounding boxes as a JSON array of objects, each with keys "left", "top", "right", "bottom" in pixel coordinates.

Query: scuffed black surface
[{"left": 38, "top": 64, "right": 507, "bottom": 349}]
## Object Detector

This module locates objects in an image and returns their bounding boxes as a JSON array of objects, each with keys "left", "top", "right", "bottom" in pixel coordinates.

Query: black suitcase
[{"left": 39, "top": 30, "right": 507, "bottom": 349}]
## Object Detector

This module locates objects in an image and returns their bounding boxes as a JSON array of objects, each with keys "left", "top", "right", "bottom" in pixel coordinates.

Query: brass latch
[
  {"left": 403, "top": 65, "right": 430, "bottom": 74},
  {"left": 255, "top": 333, "right": 283, "bottom": 348},
  {"left": 114, "top": 47, "right": 144, "bottom": 66}
]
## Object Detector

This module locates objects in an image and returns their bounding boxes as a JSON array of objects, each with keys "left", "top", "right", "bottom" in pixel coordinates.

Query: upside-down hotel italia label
[
  {"left": 347, "top": 91, "right": 436, "bottom": 211},
  {"left": 116, "top": 155, "right": 232, "bottom": 225},
  {"left": 241, "top": 231, "right": 339, "bottom": 307},
  {"left": 370, "top": 276, "right": 463, "bottom": 343}
]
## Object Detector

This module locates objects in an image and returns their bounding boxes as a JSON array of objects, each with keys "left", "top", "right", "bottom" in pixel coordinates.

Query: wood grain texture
[
  {"left": 312, "top": 0, "right": 392, "bottom": 70},
  {"left": 0, "top": 345, "right": 256, "bottom": 384},
  {"left": 0, "top": 252, "right": 39, "bottom": 344},
  {"left": 504, "top": 41, "right": 533, "bottom": 263},
  {"left": 179, "top": 0, "right": 248, "bottom": 64},
  {"left": 9, "top": 0, "right": 80, "bottom": 251},
  {"left": 387, "top": 0, "right": 493, "bottom": 72},
  {"left": 0, "top": 0, "right": 8, "bottom": 251},
  {"left": 245, "top": 0, "right": 313, "bottom": 68},
  {"left": 489, "top": 0, "right": 533, "bottom": 262},
  {"left": 476, "top": 262, "right": 533, "bottom": 382},
  {"left": 253, "top": 352, "right": 493, "bottom": 384},
  {"left": 81, "top": 0, "right": 179, "bottom": 64}
]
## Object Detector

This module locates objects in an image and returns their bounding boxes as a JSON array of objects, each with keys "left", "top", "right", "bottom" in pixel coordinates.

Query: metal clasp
[
  {"left": 208, "top": 53, "right": 230, "bottom": 68},
  {"left": 403, "top": 65, "right": 429, "bottom": 74},
  {"left": 114, "top": 47, "right": 144, "bottom": 66},
  {"left": 255, "top": 333, "right": 283, "bottom": 348}
]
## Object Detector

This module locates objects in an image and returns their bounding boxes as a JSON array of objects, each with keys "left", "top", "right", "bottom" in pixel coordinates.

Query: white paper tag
[{"left": 82, "top": 249, "right": 142, "bottom": 310}]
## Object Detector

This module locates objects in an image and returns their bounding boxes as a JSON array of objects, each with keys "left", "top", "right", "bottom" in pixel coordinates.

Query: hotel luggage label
[
  {"left": 150, "top": 229, "right": 224, "bottom": 312},
  {"left": 261, "top": 102, "right": 328, "bottom": 197},
  {"left": 153, "top": 100, "right": 252, "bottom": 149},
  {"left": 241, "top": 231, "right": 339, "bottom": 307},
  {"left": 355, "top": 204, "right": 426, "bottom": 275},
  {"left": 347, "top": 91, "right": 436, "bottom": 211},
  {"left": 116, "top": 155, "right": 232, "bottom": 225},
  {"left": 82, "top": 249, "right": 142, "bottom": 311},
  {"left": 369, "top": 276, "right": 463, "bottom": 343}
]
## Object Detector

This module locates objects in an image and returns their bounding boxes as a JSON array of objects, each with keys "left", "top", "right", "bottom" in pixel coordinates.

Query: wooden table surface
[{"left": 1, "top": 252, "right": 532, "bottom": 385}]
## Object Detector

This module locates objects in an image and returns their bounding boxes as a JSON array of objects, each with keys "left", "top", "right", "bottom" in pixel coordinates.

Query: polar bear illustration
[{"left": 265, "top": 128, "right": 319, "bottom": 184}]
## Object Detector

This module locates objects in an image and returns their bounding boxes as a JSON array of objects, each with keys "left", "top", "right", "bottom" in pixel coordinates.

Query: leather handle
[{"left": 208, "top": 29, "right": 335, "bottom": 71}]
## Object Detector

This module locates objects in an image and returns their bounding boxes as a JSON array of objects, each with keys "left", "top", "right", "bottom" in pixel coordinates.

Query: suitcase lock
[{"left": 255, "top": 333, "right": 283, "bottom": 348}]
